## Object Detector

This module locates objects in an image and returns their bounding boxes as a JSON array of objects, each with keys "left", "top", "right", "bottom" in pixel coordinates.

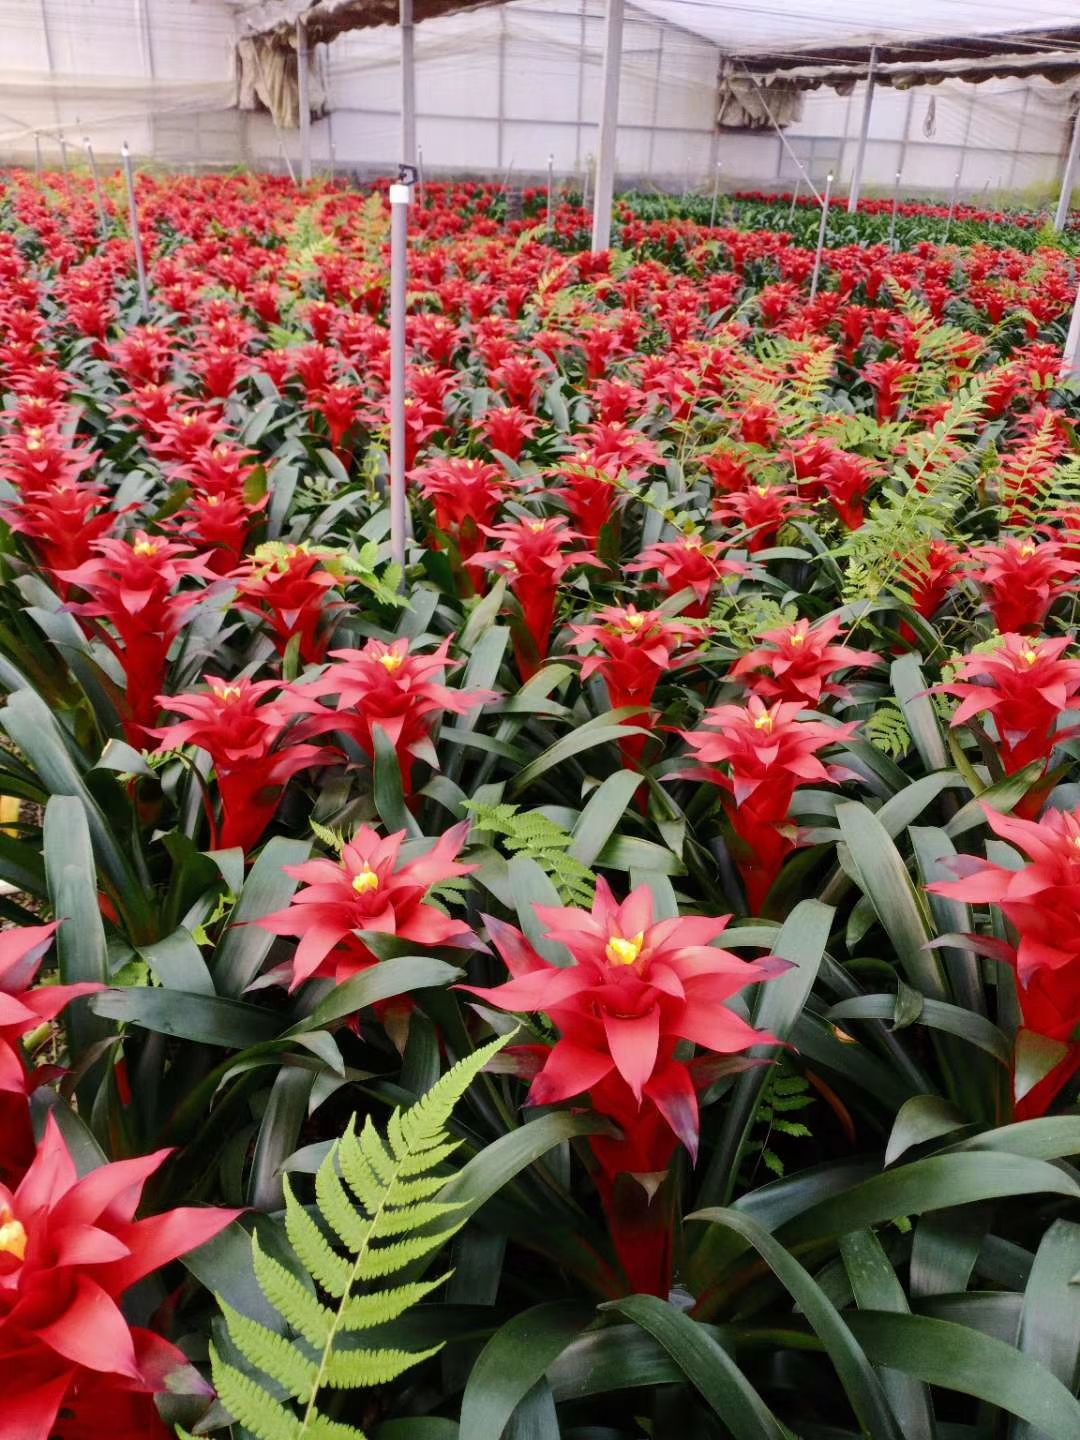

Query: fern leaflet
[{"left": 201, "top": 1035, "right": 509, "bottom": 1440}]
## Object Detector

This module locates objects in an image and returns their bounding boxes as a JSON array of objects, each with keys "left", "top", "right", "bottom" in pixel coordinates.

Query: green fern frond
[
  {"left": 838, "top": 376, "right": 987, "bottom": 604},
  {"left": 464, "top": 800, "right": 596, "bottom": 906},
  {"left": 863, "top": 703, "right": 912, "bottom": 760},
  {"left": 211, "top": 1036, "right": 509, "bottom": 1439},
  {"left": 310, "top": 820, "right": 347, "bottom": 855}
]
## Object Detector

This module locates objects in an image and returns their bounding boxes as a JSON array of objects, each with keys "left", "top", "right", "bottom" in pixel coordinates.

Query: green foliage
[
  {"left": 465, "top": 801, "right": 596, "bottom": 906},
  {"left": 863, "top": 702, "right": 912, "bottom": 760},
  {"left": 838, "top": 377, "right": 988, "bottom": 603},
  {"left": 206, "top": 1036, "right": 509, "bottom": 1440},
  {"left": 743, "top": 1061, "right": 814, "bottom": 1180}
]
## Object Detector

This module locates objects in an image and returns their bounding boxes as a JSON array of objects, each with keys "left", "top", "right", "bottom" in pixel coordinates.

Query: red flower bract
[
  {"left": 928, "top": 805, "right": 1080, "bottom": 1116},
  {"left": 0, "top": 1115, "right": 237, "bottom": 1440},
  {"left": 0, "top": 924, "right": 101, "bottom": 1189},
  {"left": 462, "top": 881, "right": 783, "bottom": 1294},
  {"left": 679, "top": 697, "right": 858, "bottom": 910},
  {"left": 259, "top": 822, "right": 476, "bottom": 989},
  {"left": 731, "top": 615, "right": 878, "bottom": 707},
  {"left": 287, "top": 636, "right": 496, "bottom": 795},
  {"left": 153, "top": 676, "right": 332, "bottom": 853}
]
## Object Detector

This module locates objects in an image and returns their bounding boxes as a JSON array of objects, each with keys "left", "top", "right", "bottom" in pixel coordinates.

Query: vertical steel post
[
  {"left": 590, "top": 0, "right": 624, "bottom": 253},
  {"left": 121, "top": 143, "right": 149, "bottom": 318},
  {"left": 34, "top": 133, "right": 42, "bottom": 175},
  {"left": 1054, "top": 103, "right": 1080, "bottom": 232},
  {"left": 847, "top": 46, "right": 877, "bottom": 215},
  {"left": 547, "top": 152, "right": 555, "bottom": 233},
  {"left": 944, "top": 169, "right": 960, "bottom": 243},
  {"left": 417, "top": 144, "right": 425, "bottom": 206},
  {"left": 84, "top": 138, "right": 107, "bottom": 237},
  {"left": 787, "top": 172, "right": 801, "bottom": 224},
  {"left": 809, "top": 172, "right": 833, "bottom": 302},
  {"left": 389, "top": 172, "right": 413, "bottom": 573},
  {"left": 400, "top": 0, "right": 416, "bottom": 168},
  {"left": 709, "top": 161, "right": 721, "bottom": 227},
  {"left": 296, "top": 18, "right": 312, "bottom": 184},
  {"left": 888, "top": 168, "right": 902, "bottom": 250}
]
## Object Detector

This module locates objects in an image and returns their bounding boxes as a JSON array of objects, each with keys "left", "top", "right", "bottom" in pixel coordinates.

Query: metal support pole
[
  {"left": 296, "top": 18, "right": 312, "bottom": 184},
  {"left": 787, "top": 173, "right": 801, "bottom": 224},
  {"left": 84, "top": 139, "right": 107, "bottom": 237},
  {"left": 1054, "top": 103, "right": 1080, "bottom": 232},
  {"left": 709, "top": 161, "right": 721, "bottom": 227},
  {"left": 400, "top": 0, "right": 416, "bottom": 168},
  {"left": 590, "top": 0, "right": 624, "bottom": 253},
  {"left": 809, "top": 171, "right": 833, "bottom": 302},
  {"left": 121, "top": 143, "right": 149, "bottom": 319},
  {"left": 58, "top": 132, "right": 67, "bottom": 172},
  {"left": 34, "top": 134, "right": 42, "bottom": 176},
  {"left": 389, "top": 169, "right": 414, "bottom": 574},
  {"left": 943, "top": 169, "right": 960, "bottom": 243},
  {"left": 887, "top": 169, "right": 902, "bottom": 251},
  {"left": 1061, "top": 281, "right": 1080, "bottom": 380},
  {"left": 547, "top": 152, "right": 554, "bottom": 233},
  {"left": 847, "top": 45, "right": 877, "bottom": 215},
  {"left": 417, "top": 145, "right": 425, "bottom": 206}
]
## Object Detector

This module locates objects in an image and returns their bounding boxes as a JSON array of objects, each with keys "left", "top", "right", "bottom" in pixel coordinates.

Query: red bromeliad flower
[
  {"left": 821, "top": 451, "right": 880, "bottom": 530},
  {"left": 153, "top": 677, "right": 331, "bottom": 853},
  {"left": 863, "top": 357, "right": 918, "bottom": 421},
  {"left": 938, "top": 634, "right": 1080, "bottom": 802},
  {"left": 898, "top": 539, "right": 961, "bottom": 620},
  {"left": 0, "top": 1115, "right": 237, "bottom": 1440},
  {"left": 966, "top": 537, "right": 1080, "bottom": 635},
  {"left": 928, "top": 805, "right": 1080, "bottom": 1116},
  {"left": 572, "top": 606, "right": 698, "bottom": 706},
  {"left": 572, "top": 605, "right": 699, "bottom": 764},
  {"left": 0, "top": 482, "right": 118, "bottom": 584},
  {"left": 288, "top": 636, "right": 495, "bottom": 795},
  {"left": 231, "top": 544, "right": 346, "bottom": 664},
  {"left": 309, "top": 381, "right": 365, "bottom": 455},
  {"left": 679, "top": 697, "right": 858, "bottom": 910},
  {"left": 0, "top": 923, "right": 101, "bottom": 1189},
  {"left": 173, "top": 490, "right": 266, "bottom": 575},
  {"left": 477, "top": 405, "right": 540, "bottom": 462},
  {"left": 461, "top": 882, "right": 783, "bottom": 1294},
  {"left": 552, "top": 453, "right": 624, "bottom": 544},
  {"left": 470, "top": 517, "right": 603, "bottom": 678},
  {"left": 714, "top": 485, "right": 805, "bottom": 553},
  {"left": 412, "top": 457, "right": 516, "bottom": 561},
  {"left": 259, "top": 823, "right": 475, "bottom": 989},
  {"left": 626, "top": 533, "right": 743, "bottom": 617},
  {"left": 731, "top": 615, "right": 878, "bottom": 707},
  {"left": 60, "top": 532, "right": 216, "bottom": 742}
]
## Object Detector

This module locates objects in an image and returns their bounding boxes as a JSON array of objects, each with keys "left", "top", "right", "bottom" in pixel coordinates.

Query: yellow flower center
[
  {"left": 528, "top": 520, "right": 546, "bottom": 533},
  {"left": 625, "top": 614, "right": 646, "bottom": 631},
  {"left": 755, "top": 486, "right": 769, "bottom": 497},
  {"left": 351, "top": 865, "right": 379, "bottom": 894},
  {"left": 218, "top": 685, "right": 242, "bottom": 702},
  {"left": 132, "top": 540, "right": 157, "bottom": 557},
  {"left": 790, "top": 632, "right": 805, "bottom": 647},
  {"left": 0, "top": 1213, "right": 27, "bottom": 1262},
  {"left": 378, "top": 652, "right": 404, "bottom": 672},
  {"left": 25, "top": 440, "right": 40, "bottom": 452},
  {"left": 754, "top": 711, "right": 774, "bottom": 732},
  {"left": 1020, "top": 542, "right": 1036, "bottom": 558},
  {"left": 1022, "top": 648, "right": 1039, "bottom": 666},
  {"left": 606, "top": 932, "right": 645, "bottom": 967}
]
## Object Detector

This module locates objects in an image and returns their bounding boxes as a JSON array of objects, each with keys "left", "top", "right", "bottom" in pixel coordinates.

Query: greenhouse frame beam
[
  {"left": 738, "top": 23, "right": 1080, "bottom": 75},
  {"left": 1055, "top": 103, "right": 1080, "bottom": 232},
  {"left": 591, "top": 0, "right": 624, "bottom": 254},
  {"left": 847, "top": 46, "right": 876, "bottom": 215}
]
